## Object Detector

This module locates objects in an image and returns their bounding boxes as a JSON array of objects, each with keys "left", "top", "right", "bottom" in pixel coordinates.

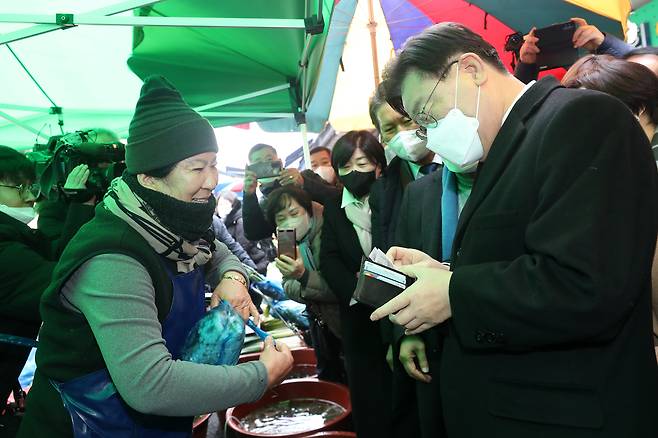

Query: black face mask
[
  {"left": 339, "top": 170, "right": 376, "bottom": 198},
  {"left": 259, "top": 180, "right": 281, "bottom": 197},
  {"left": 124, "top": 173, "right": 216, "bottom": 242}
]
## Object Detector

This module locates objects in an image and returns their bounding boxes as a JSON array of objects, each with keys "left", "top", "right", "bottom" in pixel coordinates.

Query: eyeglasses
[
  {"left": 0, "top": 182, "right": 41, "bottom": 199},
  {"left": 414, "top": 60, "right": 459, "bottom": 140}
]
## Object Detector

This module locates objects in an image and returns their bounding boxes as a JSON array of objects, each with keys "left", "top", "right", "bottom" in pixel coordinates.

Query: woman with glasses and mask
[
  {"left": 0, "top": 146, "right": 96, "bottom": 427},
  {"left": 18, "top": 77, "right": 293, "bottom": 438},
  {"left": 319, "top": 130, "right": 392, "bottom": 438}
]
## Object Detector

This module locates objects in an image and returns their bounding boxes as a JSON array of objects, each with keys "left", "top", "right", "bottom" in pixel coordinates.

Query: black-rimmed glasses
[
  {"left": 414, "top": 60, "right": 459, "bottom": 140},
  {"left": 0, "top": 182, "right": 41, "bottom": 199}
]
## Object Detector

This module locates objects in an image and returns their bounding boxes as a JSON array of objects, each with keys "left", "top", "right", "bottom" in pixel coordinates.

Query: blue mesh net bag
[
  {"left": 251, "top": 280, "right": 287, "bottom": 301},
  {"left": 180, "top": 300, "right": 245, "bottom": 366},
  {"left": 270, "top": 299, "right": 310, "bottom": 330}
]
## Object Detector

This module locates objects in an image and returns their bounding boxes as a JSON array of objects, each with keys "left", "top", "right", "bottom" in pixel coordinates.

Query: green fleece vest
[{"left": 36, "top": 203, "right": 173, "bottom": 382}]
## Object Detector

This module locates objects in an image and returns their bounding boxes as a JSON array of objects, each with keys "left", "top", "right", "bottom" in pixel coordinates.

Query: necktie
[{"left": 419, "top": 162, "right": 439, "bottom": 175}]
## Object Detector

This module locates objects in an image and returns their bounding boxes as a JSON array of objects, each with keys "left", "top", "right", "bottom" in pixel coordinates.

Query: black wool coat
[{"left": 443, "top": 77, "right": 658, "bottom": 437}]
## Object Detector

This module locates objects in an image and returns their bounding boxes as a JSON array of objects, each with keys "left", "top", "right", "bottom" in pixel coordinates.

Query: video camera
[{"left": 27, "top": 130, "right": 125, "bottom": 202}]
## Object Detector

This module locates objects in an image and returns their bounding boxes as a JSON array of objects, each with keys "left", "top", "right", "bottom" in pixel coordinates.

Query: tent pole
[
  {"left": 0, "top": 110, "right": 50, "bottom": 140},
  {"left": 0, "top": 0, "right": 161, "bottom": 45},
  {"left": 0, "top": 15, "right": 307, "bottom": 30},
  {"left": 0, "top": 112, "right": 50, "bottom": 130},
  {"left": 194, "top": 83, "right": 291, "bottom": 112},
  {"left": 367, "top": 0, "right": 380, "bottom": 87},
  {"left": 200, "top": 112, "right": 295, "bottom": 118},
  {"left": 300, "top": 122, "right": 311, "bottom": 169}
]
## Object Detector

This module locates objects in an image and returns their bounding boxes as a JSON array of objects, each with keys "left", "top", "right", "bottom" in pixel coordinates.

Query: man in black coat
[
  {"left": 369, "top": 83, "right": 439, "bottom": 253},
  {"left": 367, "top": 83, "right": 441, "bottom": 438},
  {"left": 242, "top": 143, "right": 339, "bottom": 241},
  {"left": 373, "top": 23, "right": 658, "bottom": 437}
]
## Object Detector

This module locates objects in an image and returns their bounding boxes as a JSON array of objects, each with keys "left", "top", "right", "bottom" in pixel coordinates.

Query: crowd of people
[{"left": 0, "top": 17, "right": 657, "bottom": 438}]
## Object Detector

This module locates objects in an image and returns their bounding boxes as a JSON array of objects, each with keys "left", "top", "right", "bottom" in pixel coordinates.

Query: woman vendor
[{"left": 18, "top": 76, "right": 293, "bottom": 438}]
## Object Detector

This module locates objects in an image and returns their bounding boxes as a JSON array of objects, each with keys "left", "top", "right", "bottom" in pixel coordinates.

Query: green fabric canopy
[
  {"left": 127, "top": 0, "right": 335, "bottom": 130},
  {"left": 0, "top": 0, "right": 353, "bottom": 150}
]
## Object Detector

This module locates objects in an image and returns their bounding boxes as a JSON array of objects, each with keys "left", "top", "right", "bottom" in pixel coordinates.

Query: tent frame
[
  {"left": 0, "top": 14, "right": 308, "bottom": 31},
  {"left": 0, "top": 0, "right": 327, "bottom": 163}
]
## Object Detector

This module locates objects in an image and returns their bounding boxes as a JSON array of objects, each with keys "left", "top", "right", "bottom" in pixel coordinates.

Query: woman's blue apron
[{"left": 51, "top": 262, "right": 207, "bottom": 438}]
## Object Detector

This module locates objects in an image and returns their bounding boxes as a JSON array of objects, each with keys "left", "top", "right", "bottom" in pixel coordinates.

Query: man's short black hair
[
  {"left": 248, "top": 143, "right": 278, "bottom": 161},
  {"left": 623, "top": 46, "right": 658, "bottom": 59},
  {"left": 310, "top": 146, "right": 331, "bottom": 157},
  {"left": 0, "top": 146, "right": 36, "bottom": 185},
  {"left": 384, "top": 22, "right": 507, "bottom": 116},
  {"left": 266, "top": 185, "right": 313, "bottom": 225},
  {"left": 331, "top": 130, "right": 386, "bottom": 174}
]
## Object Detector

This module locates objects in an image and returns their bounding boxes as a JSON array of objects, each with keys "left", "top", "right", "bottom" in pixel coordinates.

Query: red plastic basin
[
  {"left": 226, "top": 379, "right": 351, "bottom": 438},
  {"left": 239, "top": 348, "right": 318, "bottom": 380}
]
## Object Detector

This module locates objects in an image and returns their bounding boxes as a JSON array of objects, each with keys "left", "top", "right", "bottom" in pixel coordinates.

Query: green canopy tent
[
  {"left": 128, "top": 0, "right": 334, "bottom": 130},
  {"left": 0, "top": 0, "right": 357, "bottom": 165}
]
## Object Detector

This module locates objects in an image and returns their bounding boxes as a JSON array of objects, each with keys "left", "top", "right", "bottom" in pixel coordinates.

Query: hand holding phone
[
  {"left": 247, "top": 160, "right": 283, "bottom": 180},
  {"left": 277, "top": 229, "right": 297, "bottom": 260}
]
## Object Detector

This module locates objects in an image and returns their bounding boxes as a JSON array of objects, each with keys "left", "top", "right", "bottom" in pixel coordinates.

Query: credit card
[{"left": 363, "top": 261, "right": 407, "bottom": 288}]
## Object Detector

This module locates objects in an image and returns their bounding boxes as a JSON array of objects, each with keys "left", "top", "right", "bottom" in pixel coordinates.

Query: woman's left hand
[
  {"left": 275, "top": 252, "right": 305, "bottom": 279},
  {"left": 211, "top": 271, "right": 259, "bottom": 324}
]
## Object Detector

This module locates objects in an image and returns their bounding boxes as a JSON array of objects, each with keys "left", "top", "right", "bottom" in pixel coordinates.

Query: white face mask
[
  {"left": 384, "top": 146, "right": 397, "bottom": 164},
  {"left": 277, "top": 213, "right": 311, "bottom": 242},
  {"left": 425, "top": 66, "right": 484, "bottom": 173},
  {"left": 314, "top": 165, "right": 336, "bottom": 185},
  {"left": 215, "top": 199, "right": 233, "bottom": 218},
  {"left": 0, "top": 204, "right": 36, "bottom": 224},
  {"left": 387, "top": 130, "right": 431, "bottom": 162}
]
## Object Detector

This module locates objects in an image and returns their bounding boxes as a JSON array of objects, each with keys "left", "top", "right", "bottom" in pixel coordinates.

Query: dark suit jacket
[
  {"left": 443, "top": 77, "right": 658, "bottom": 437},
  {"left": 319, "top": 195, "right": 392, "bottom": 438},
  {"left": 395, "top": 169, "right": 447, "bottom": 342},
  {"left": 370, "top": 156, "right": 415, "bottom": 252},
  {"left": 243, "top": 169, "right": 340, "bottom": 241},
  {"left": 394, "top": 169, "right": 447, "bottom": 438},
  {"left": 396, "top": 169, "right": 443, "bottom": 258}
]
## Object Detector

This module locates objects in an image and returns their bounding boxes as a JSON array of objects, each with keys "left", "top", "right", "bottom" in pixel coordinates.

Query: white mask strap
[
  {"left": 455, "top": 62, "right": 481, "bottom": 120},
  {"left": 475, "top": 85, "right": 481, "bottom": 120},
  {"left": 454, "top": 64, "right": 459, "bottom": 109}
]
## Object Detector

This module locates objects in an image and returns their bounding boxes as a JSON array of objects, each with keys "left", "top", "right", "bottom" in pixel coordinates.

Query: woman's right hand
[{"left": 259, "top": 336, "right": 294, "bottom": 388}]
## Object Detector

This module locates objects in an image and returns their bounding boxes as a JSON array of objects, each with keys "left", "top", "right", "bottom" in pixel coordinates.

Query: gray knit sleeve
[{"left": 60, "top": 253, "right": 268, "bottom": 416}]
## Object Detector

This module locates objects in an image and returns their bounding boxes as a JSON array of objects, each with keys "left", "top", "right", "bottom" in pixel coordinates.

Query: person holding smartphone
[
  {"left": 319, "top": 130, "right": 393, "bottom": 438},
  {"left": 242, "top": 143, "right": 340, "bottom": 242},
  {"left": 0, "top": 148, "right": 97, "bottom": 428},
  {"left": 267, "top": 185, "right": 345, "bottom": 383}
]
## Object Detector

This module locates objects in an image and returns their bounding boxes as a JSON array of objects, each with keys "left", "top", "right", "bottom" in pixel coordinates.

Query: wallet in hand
[{"left": 351, "top": 256, "right": 415, "bottom": 308}]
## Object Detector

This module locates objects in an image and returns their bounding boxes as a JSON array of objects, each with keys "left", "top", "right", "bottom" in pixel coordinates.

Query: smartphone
[
  {"left": 277, "top": 229, "right": 297, "bottom": 259},
  {"left": 535, "top": 21, "right": 579, "bottom": 70},
  {"left": 535, "top": 21, "right": 576, "bottom": 49},
  {"left": 247, "top": 160, "right": 283, "bottom": 179}
]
